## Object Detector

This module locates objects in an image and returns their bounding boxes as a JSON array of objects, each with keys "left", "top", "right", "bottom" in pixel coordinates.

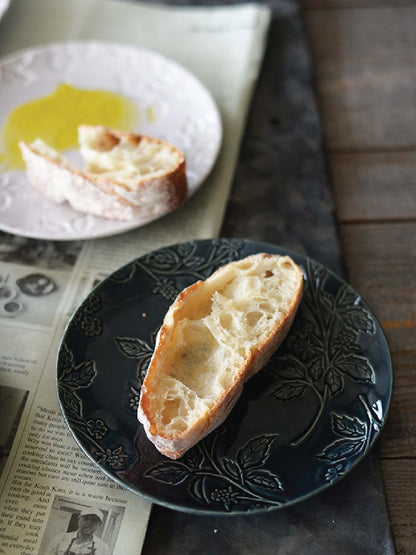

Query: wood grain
[
  {"left": 379, "top": 350, "right": 416, "bottom": 459},
  {"left": 339, "top": 222, "right": 416, "bottom": 324},
  {"left": 340, "top": 223, "right": 416, "bottom": 457},
  {"left": 304, "top": 7, "right": 416, "bottom": 149},
  {"left": 381, "top": 458, "right": 416, "bottom": 554},
  {"left": 328, "top": 152, "right": 416, "bottom": 221},
  {"left": 303, "top": 2, "right": 416, "bottom": 551}
]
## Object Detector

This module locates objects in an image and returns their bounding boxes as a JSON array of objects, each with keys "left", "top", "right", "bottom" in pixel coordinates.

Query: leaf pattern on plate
[
  {"left": 70, "top": 292, "right": 103, "bottom": 337},
  {"left": 266, "top": 259, "right": 376, "bottom": 446},
  {"left": 115, "top": 327, "right": 159, "bottom": 385},
  {"left": 320, "top": 395, "right": 384, "bottom": 483},
  {"left": 86, "top": 419, "right": 108, "bottom": 440},
  {"left": 134, "top": 239, "right": 245, "bottom": 300},
  {"left": 146, "top": 431, "right": 284, "bottom": 512},
  {"left": 56, "top": 239, "right": 392, "bottom": 514},
  {"left": 108, "top": 263, "right": 136, "bottom": 284},
  {"left": 93, "top": 446, "right": 130, "bottom": 470},
  {"left": 126, "top": 385, "right": 140, "bottom": 412},
  {"left": 57, "top": 344, "right": 134, "bottom": 471},
  {"left": 58, "top": 344, "right": 97, "bottom": 419}
]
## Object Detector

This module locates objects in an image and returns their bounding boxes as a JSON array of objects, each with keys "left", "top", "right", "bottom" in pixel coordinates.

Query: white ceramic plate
[
  {"left": 0, "top": 42, "right": 222, "bottom": 240},
  {"left": 0, "top": 0, "right": 10, "bottom": 20}
]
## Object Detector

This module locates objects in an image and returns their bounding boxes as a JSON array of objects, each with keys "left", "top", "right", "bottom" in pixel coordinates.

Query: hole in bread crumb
[
  {"left": 282, "top": 260, "right": 293, "bottom": 269},
  {"left": 264, "top": 270, "right": 274, "bottom": 278},
  {"left": 93, "top": 134, "right": 120, "bottom": 152},
  {"left": 237, "top": 346, "right": 247, "bottom": 357},
  {"left": 237, "top": 261, "right": 253, "bottom": 271},
  {"left": 162, "top": 398, "right": 181, "bottom": 425},
  {"left": 171, "top": 418, "right": 188, "bottom": 432},
  {"left": 246, "top": 311, "right": 262, "bottom": 327},
  {"left": 219, "top": 312, "right": 232, "bottom": 330}
]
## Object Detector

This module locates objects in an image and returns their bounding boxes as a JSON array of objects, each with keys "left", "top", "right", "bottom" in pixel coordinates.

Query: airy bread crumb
[
  {"left": 138, "top": 253, "right": 303, "bottom": 459},
  {"left": 19, "top": 125, "right": 187, "bottom": 221}
]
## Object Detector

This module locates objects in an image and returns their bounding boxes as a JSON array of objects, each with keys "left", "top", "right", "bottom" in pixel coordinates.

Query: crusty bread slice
[
  {"left": 19, "top": 125, "right": 187, "bottom": 221},
  {"left": 138, "top": 253, "right": 303, "bottom": 459}
]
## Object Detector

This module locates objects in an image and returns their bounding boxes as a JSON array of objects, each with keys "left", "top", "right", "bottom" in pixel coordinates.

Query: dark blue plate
[{"left": 56, "top": 239, "right": 392, "bottom": 515}]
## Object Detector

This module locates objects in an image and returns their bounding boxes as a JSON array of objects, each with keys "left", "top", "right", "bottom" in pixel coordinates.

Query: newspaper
[{"left": 0, "top": 1, "right": 271, "bottom": 553}]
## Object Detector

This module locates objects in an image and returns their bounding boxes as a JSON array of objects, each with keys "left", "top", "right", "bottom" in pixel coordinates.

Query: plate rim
[
  {"left": 0, "top": 0, "right": 9, "bottom": 20},
  {"left": 0, "top": 40, "right": 223, "bottom": 241},
  {"left": 56, "top": 238, "right": 393, "bottom": 515}
]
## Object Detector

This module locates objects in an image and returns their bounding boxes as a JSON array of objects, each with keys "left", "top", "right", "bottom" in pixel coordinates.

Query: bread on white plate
[
  {"left": 19, "top": 125, "right": 187, "bottom": 221},
  {"left": 138, "top": 253, "right": 303, "bottom": 459}
]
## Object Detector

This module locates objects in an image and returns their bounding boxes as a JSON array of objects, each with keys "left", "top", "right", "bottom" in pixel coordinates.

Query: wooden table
[{"left": 302, "top": 1, "right": 416, "bottom": 552}]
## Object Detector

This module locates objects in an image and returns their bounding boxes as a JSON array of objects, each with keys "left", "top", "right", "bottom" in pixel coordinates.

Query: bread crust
[
  {"left": 19, "top": 126, "right": 187, "bottom": 221},
  {"left": 138, "top": 253, "right": 303, "bottom": 459}
]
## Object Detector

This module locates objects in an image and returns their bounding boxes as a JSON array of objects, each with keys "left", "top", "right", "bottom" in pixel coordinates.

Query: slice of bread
[
  {"left": 138, "top": 253, "right": 303, "bottom": 459},
  {"left": 19, "top": 125, "right": 187, "bottom": 221}
]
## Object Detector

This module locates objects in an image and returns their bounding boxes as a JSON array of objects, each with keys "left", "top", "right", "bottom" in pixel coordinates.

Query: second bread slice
[
  {"left": 19, "top": 125, "right": 187, "bottom": 221},
  {"left": 138, "top": 253, "right": 303, "bottom": 459}
]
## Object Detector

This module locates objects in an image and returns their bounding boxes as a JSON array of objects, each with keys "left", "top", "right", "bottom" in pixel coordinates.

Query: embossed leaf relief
[
  {"left": 266, "top": 260, "right": 376, "bottom": 446},
  {"left": 115, "top": 328, "right": 159, "bottom": 398},
  {"left": 166, "top": 115, "right": 219, "bottom": 168},
  {"left": 321, "top": 395, "right": 384, "bottom": 483},
  {"left": 93, "top": 446, "right": 130, "bottom": 471},
  {"left": 145, "top": 432, "right": 284, "bottom": 511},
  {"left": 58, "top": 343, "right": 132, "bottom": 471},
  {"left": 115, "top": 329, "right": 159, "bottom": 413},
  {"left": 0, "top": 53, "right": 36, "bottom": 85},
  {"left": 0, "top": 174, "right": 12, "bottom": 211},
  {"left": 319, "top": 413, "right": 367, "bottom": 461},
  {"left": 69, "top": 292, "right": 103, "bottom": 337},
  {"left": 38, "top": 214, "right": 95, "bottom": 234},
  {"left": 108, "top": 263, "right": 136, "bottom": 284},
  {"left": 109, "top": 239, "right": 244, "bottom": 298},
  {"left": 0, "top": 173, "right": 29, "bottom": 211},
  {"left": 58, "top": 344, "right": 97, "bottom": 420},
  {"left": 45, "top": 46, "right": 79, "bottom": 73}
]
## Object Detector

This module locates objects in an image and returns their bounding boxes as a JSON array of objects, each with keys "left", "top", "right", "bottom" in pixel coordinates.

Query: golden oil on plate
[{"left": 0, "top": 42, "right": 222, "bottom": 240}]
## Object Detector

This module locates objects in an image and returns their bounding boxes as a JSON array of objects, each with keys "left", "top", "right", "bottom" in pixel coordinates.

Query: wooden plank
[
  {"left": 304, "top": 7, "right": 416, "bottom": 149},
  {"left": 339, "top": 222, "right": 416, "bottom": 352},
  {"left": 379, "top": 350, "right": 416, "bottom": 458},
  {"left": 329, "top": 152, "right": 416, "bottom": 221},
  {"left": 381, "top": 458, "right": 416, "bottom": 554},
  {"left": 301, "top": 3, "right": 416, "bottom": 551}
]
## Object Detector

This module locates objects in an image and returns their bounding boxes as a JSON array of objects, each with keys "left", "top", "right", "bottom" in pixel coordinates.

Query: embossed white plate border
[
  {"left": 0, "top": 0, "right": 10, "bottom": 20},
  {"left": 0, "top": 41, "right": 222, "bottom": 240}
]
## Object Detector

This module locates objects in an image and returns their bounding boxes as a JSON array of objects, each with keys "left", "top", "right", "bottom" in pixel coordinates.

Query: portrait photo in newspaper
[{"left": 39, "top": 495, "right": 125, "bottom": 555}]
